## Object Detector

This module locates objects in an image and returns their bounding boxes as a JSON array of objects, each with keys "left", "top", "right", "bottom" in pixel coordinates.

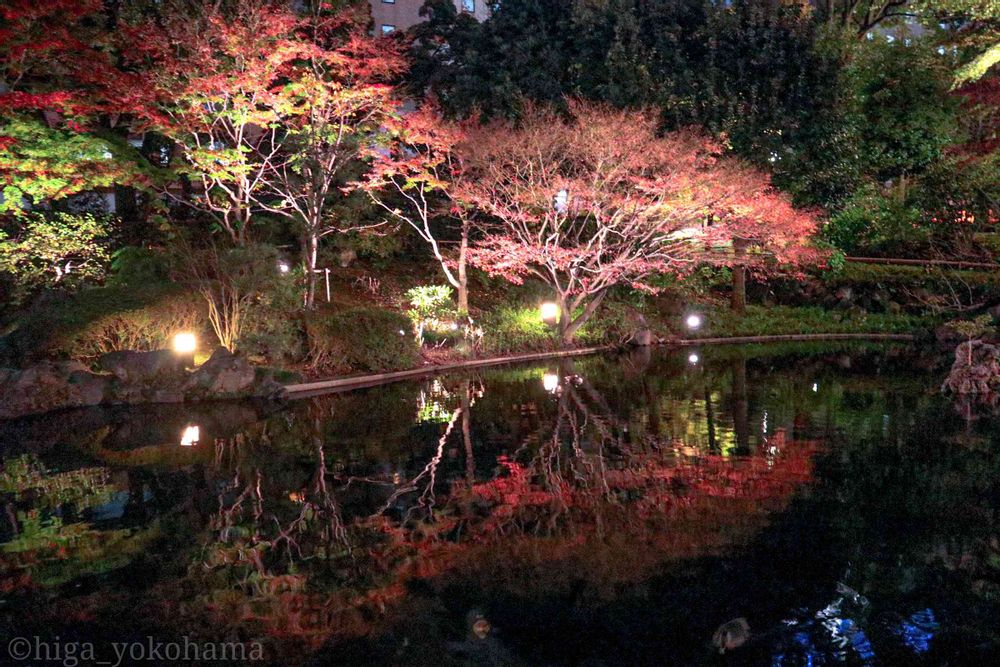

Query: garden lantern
[
  {"left": 180, "top": 425, "right": 200, "bottom": 447},
  {"left": 542, "top": 373, "right": 559, "bottom": 392},
  {"left": 540, "top": 302, "right": 559, "bottom": 324},
  {"left": 173, "top": 332, "right": 196, "bottom": 354},
  {"left": 685, "top": 313, "right": 703, "bottom": 330},
  {"left": 173, "top": 332, "right": 196, "bottom": 368}
]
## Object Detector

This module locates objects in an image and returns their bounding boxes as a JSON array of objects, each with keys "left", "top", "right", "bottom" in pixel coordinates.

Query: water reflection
[{"left": 0, "top": 344, "right": 997, "bottom": 665}]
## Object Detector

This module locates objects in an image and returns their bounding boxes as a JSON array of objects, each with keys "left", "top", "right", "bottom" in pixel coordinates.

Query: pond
[{"left": 0, "top": 344, "right": 997, "bottom": 666}]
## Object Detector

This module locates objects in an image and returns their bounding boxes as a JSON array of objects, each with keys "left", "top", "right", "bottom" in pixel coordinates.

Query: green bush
[
  {"left": 237, "top": 261, "right": 305, "bottom": 365},
  {"left": 825, "top": 262, "right": 1000, "bottom": 290},
  {"left": 700, "top": 305, "right": 932, "bottom": 338},
  {"left": 305, "top": 307, "right": 418, "bottom": 374},
  {"left": 404, "top": 284, "right": 457, "bottom": 345},
  {"left": 0, "top": 211, "right": 114, "bottom": 304},
  {"left": 823, "top": 186, "right": 928, "bottom": 255},
  {"left": 107, "top": 246, "right": 172, "bottom": 286},
  {"left": 477, "top": 305, "right": 555, "bottom": 356},
  {"left": 0, "top": 284, "right": 209, "bottom": 365}
]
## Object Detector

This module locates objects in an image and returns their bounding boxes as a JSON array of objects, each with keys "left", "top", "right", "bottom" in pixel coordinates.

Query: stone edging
[{"left": 284, "top": 332, "right": 916, "bottom": 397}]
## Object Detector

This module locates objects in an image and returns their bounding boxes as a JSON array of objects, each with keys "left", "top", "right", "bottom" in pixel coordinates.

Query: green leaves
[
  {"left": 0, "top": 211, "right": 113, "bottom": 303},
  {"left": 0, "top": 116, "right": 139, "bottom": 212}
]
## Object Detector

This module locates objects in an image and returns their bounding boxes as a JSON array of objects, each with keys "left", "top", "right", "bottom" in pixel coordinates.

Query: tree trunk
[
  {"left": 457, "top": 218, "right": 469, "bottom": 316},
  {"left": 462, "top": 381, "right": 474, "bottom": 486},
  {"left": 731, "top": 238, "right": 747, "bottom": 313},
  {"left": 705, "top": 386, "right": 718, "bottom": 454},
  {"left": 304, "top": 233, "right": 319, "bottom": 309},
  {"left": 114, "top": 184, "right": 139, "bottom": 224},
  {"left": 561, "top": 290, "right": 607, "bottom": 344}
]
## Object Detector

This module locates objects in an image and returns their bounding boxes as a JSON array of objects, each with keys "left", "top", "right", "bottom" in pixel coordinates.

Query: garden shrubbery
[
  {"left": 700, "top": 305, "right": 932, "bottom": 339},
  {"left": 305, "top": 307, "right": 418, "bottom": 374},
  {"left": 476, "top": 305, "right": 555, "bottom": 356},
  {"left": 0, "top": 284, "right": 207, "bottom": 365}
]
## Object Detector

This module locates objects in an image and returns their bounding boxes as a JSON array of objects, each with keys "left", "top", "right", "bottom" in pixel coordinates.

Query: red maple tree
[
  {"left": 110, "top": 1, "right": 311, "bottom": 245},
  {"left": 361, "top": 106, "right": 474, "bottom": 313},
  {"left": 456, "top": 102, "right": 825, "bottom": 341},
  {"left": 251, "top": 3, "right": 406, "bottom": 306},
  {"left": 0, "top": 0, "right": 141, "bottom": 210}
]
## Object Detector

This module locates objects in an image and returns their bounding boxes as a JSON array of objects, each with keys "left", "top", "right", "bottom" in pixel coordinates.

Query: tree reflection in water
[{"left": 0, "top": 345, "right": 997, "bottom": 665}]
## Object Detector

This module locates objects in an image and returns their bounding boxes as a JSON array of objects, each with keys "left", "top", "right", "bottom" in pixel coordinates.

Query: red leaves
[
  {"left": 0, "top": 91, "right": 74, "bottom": 111},
  {"left": 456, "top": 102, "right": 825, "bottom": 307}
]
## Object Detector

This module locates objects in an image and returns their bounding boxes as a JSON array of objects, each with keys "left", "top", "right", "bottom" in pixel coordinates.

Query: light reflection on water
[{"left": 0, "top": 344, "right": 997, "bottom": 665}]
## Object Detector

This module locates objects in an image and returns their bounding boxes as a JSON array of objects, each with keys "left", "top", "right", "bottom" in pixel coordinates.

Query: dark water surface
[{"left": 0, "top": 344, "right": 997, "bottom": 666}]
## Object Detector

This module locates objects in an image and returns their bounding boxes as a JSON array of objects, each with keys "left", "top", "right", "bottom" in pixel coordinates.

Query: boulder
[
  {"left": 0, "top": 362, "right": 109, "bottom": 420},
  {"left": 98, "top": 350, "right": 186, "bottom": 384},
  {"left": 184, "top": 348, "right": 285, "bottom": 399},
  {"left": 942, "top": 340, "right": 1000, "bottom": 394},
  {"left": 0, "top": 349, "right": 285, "bottom": 420}
]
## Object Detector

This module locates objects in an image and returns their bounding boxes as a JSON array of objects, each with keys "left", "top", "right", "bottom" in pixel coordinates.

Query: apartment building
[{"left": 370, "top": 0, "right": 490, "bottom": 35}]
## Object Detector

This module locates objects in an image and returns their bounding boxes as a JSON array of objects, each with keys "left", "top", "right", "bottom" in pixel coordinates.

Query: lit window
[
  {"left": 462, "top": 0, "right": 475, "bottom": 11},
  {"left": 381, "top": 24, "right": 395, "bottom": 35}
]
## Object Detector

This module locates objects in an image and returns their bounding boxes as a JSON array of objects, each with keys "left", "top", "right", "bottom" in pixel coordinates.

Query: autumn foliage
[{"left": 456, "top": 103, "right": 824, "bottom": 340}]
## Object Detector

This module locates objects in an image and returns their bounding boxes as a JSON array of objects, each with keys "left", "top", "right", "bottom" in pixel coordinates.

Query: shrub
[
  {"left": 106, "top": 246, "right": 172, "bottom": 286},
  {"left": 576, "top": 300, "right": 640, "bottom": 345},
  {"left": 171, "top": 242, "right": 293, "bottom": 354},
  {"left": 700, "top": 305, "right": 932, "bottom": 338},
  {"left": 404, "top": 284, "right": 457, "bottom": 344},
  {"left": 477, "top": 305, "right": 555, "bottom": 356},
  {"left": 305, "top": 307, "right": 418, "bottom": 374},
  {"left": 0, "top": 211, "right": 114, "bottom": 304},
  {"left": 0, "top": 284, "right": 209, "bottom": 364},
  {"left": 823, "top": 186, "right": 928, "bottom": 255},
  {"left": 65, "top": 291, "right": 208, "bottom": 361}
]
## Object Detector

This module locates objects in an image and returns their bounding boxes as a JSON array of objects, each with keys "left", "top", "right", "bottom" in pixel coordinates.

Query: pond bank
[{"left": 284, "top": 332, "right": 917, "bottom": 396}]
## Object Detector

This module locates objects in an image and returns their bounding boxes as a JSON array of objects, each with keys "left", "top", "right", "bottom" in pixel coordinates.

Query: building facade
[{"left": 369, "top": 0, "right": 489, "bottom": 34}]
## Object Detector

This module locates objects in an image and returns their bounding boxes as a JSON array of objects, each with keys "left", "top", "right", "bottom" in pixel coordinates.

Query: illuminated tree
[
  {"left": 0, "top": 0, "right": 139, "bottom": 211},
  {"left": 252, "top": 3, "right": 406, "bottom": 307},
  {"left": 362, "top": 107, "right": 474, "bottom": 314},
  {"left": 458, "top": 102, "right": 824, "bottom": 341},
  {"left": 115, "top": 1, "right": 309, "bottom": 245},
  {"left": 914, "top": 0, "right": 1000, "bottom": 85}
]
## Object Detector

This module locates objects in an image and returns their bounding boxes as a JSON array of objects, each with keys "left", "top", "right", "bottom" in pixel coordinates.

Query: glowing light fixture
[
  {"left": 278, "top": 261, "right": 291, "bottom": 274},
  {"left": 173, "top": 332, "right": 197, "bottom": 355},
  {"left": 554, "top": 188, "right": 569, "bottom": 213},
  {"left": 180, "top": 425, "right": 200, "bottom": 447},
  {"left": 540, "top": 302, "right": 560, "bottom": 324},
  {"left": 542, "top": 373, "right": 559, "bottom": 392},
  {"left": 685, "top": 314, "right": 703, "bottom": 330},
  {"left": 812, "top": 382, "right": 819, "bottom": 393},
  {"left": 688, "top": 352, "right": 700, "bottom": 365}
]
